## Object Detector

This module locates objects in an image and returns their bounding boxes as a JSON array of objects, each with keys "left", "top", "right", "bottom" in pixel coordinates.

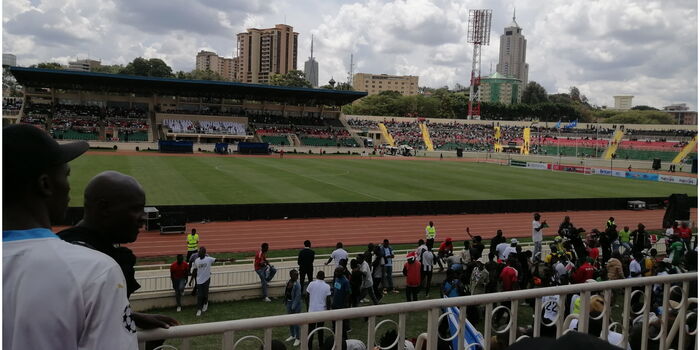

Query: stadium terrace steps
[
  {"left": 378, "top": 122, "right": 396, "bottom": 147},
  {"left": 672, "top": 135, "right": 697, "bottom": 164},
  {"left": 603, "top": 129, "right": 624, "bottom": 160},
  {"left": 420, "top": 123, "right": 435, "bottom": 151}
]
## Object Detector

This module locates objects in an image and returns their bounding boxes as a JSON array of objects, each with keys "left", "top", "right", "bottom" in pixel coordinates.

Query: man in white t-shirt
[
  {"left": 326, "top": 242, "right": 349, "bottom": 268},
  {"left": 306, "top": 271, "right": 331, "bottom": 349},
  {"left": 3, "top": 124, "right": 137, "bottom": 350},
  {"left": 628, "top": 254, "right": 642, "bottom": 278},
  {"left": 532, "top": 213, "right": 547, "bottom": 261},
  {"left": 495, "top": 242, "right": 511, "bottom": 261},
  {"left": 192, "top": 247, "right": 216, "bottom": 316}
]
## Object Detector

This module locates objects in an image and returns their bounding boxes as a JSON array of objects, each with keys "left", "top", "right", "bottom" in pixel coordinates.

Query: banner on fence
[
  {"left": 626, "top": 171, "right": 659, "bottom": 182},
  {"left": 551, "top": 164, "right": 588, "bottom": 174},
  {"left": 592, "top": 168, "right": 626, "bottom": 178},
  {"left": 526, "top": 162, "right": 549, "bottom": 170},
  {"left": 510, "top": 160, "right": 527, "bottom": 167},
  {"left": 658, "top": 175, "right": 698, "bottom": 185}
]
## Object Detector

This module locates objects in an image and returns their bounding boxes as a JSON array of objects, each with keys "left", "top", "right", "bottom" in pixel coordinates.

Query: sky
[{"left": 2, "top": 0, "right": 698, "bottom": 109}]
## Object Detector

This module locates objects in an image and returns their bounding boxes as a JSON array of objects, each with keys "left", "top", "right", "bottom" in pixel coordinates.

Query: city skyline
[{"left": 2, "top": 0, "right": 697, "bottom": 109}]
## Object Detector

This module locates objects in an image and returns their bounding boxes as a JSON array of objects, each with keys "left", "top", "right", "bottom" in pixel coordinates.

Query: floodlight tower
[{"left": 467, "top": 9, "right": 492, "bottom": 120}]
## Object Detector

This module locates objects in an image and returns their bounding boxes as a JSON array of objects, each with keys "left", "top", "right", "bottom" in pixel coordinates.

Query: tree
[
  {"left": 92, "top": 64, "right": 124, "bottom": 74},
  {"left": 605, "top": 110, "right": 674, "bottom": 124},
  {"left": 269, "top": 70, "right": 312, "bottom": 88},
  {"left": 631, "top": 105, "right": 659, "bottom": 111},
  {"left": 320, "top": 82, "right": 354, "bottom": 91},
  {"left": 31, "top": 62, "right": 63, "bottom": 70},
  {"left": 521, "top": 81, "right": 548, "bottom": 104},
  {"left": 120, "top": 57, "right": 173, "bottom": 78},
  {"left": 548, "top": 93, "right": 573, "bottom": 105},
  {"left": 569, "top": 86, "right": 581, "bottom": 103},
  {"left": 175, "top": 69, "right": 225, "bottom": 81}
]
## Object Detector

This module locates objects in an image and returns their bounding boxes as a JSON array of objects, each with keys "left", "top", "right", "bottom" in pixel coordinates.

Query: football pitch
[{"left": 67, "top": 154, "right": 695, "bottom": 206}]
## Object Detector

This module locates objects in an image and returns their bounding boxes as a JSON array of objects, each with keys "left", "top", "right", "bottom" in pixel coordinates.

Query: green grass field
[{"left": 67, "top": 154, "right": 695, "bottom": 206}]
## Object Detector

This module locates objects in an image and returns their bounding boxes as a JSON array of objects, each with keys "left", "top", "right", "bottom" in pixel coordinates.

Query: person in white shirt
[
  {"left": 628, "top": 254, "right": 642, "bottom": 278},
  {"left": 192, "top": 247, "right": 216, "bottom": 316},
  {"left": 3, "top": 124, "right": 138, "bottom": 350},
  {"left": 306, "top": 271, "right": 331, "bottom": 349},
  {"left": 495, "top": 242, "right": 511, "bottom": 261},
  {"left": 326, "top": 242, "right": 349, "bottom": 268},
  {"left": 532, "top": 213, "right": 547, "bottom": 261}
]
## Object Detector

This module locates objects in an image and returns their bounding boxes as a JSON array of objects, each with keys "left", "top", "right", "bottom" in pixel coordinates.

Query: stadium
[{"left": 3, "top": 67, "right": 699, "bottom": 350}]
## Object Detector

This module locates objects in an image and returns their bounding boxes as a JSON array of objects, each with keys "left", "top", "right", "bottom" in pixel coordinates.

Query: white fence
[{"left": 138, "top": 272, "right": 697, "bottom": 350}]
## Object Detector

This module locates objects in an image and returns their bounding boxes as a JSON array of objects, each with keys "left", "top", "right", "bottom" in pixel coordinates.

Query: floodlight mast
[{"left": 467, "top": 9, "right": 492, "bottom": 120}]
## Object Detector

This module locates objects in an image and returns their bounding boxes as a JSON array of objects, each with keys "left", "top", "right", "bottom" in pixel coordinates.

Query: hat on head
[
  {"left": 511, "top": 238, "right": 519, "bottom": 244},
  {"left": 407, "top": 252, "right": 416, "bottom": 262},
  {"left": 3, "top": 124, "right": 89, "bottom": 177},
  {"left": 445, "top": 237, "right": 452, "bottom": 242}
]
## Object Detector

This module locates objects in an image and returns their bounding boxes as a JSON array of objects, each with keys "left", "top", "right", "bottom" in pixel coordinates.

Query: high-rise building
[
  {"left": 195, "top": 50, "right": 237, "bottom": 81},
  {"left": 2, "top": 53, "right": 17, "bottom": 67},
  {"left": 235, "top": 24, "right": 299, "bottom": 84},
  {"left": 352, "top": 73, "right": 418, "bottom": 96},
  {"left": 613, "top": 95, "right": 634, "bottom": 110},
  {"left": 496, "top": 11, "right": 528, "bottom": 83},
  {"left": 67, "top": 58, "right": 101, "bottom": 72},
  {"left": 304, "top": 36, "right": 319, "bottom": 87}
]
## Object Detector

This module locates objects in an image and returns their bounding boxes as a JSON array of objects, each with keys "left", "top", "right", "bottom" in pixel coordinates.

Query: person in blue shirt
[
  {"left": 382, "top": 239, "right": 399, "bottom": 294},
  {"left": 332, "top": 267, "right": 351, "bottom": 339},
  {"left": 284, "top": 269, "right": 302, "bottom": 347},
  {"left": 442, "top": 270, "right": 465, "bottom": 298}
]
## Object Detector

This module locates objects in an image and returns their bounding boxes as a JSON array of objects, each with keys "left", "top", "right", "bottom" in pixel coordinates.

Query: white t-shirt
[
  {"left": 306, "top": 279, "right": 331, "bottom": 312},
  {"left": 532, "top": 220, "right": 543, "bottom": 242},
  {"left": 360, "top": 261, "right": 373, "bottom": 288},
  {"left": 3, "top": 228, "right": 138, "bottom": 350},
  {"left": 496, "top": 243, "right": 510, "bottom": 260},
  {"left": 330, "top": 248, "right": 348, "bottom": 267},
  {"left": 628, "top": 259, "right": 641, "bottom": 278},
  {"left": 542, "top": 295, "right": 560, "bottom": 321},
  {"left": 193, "top": 256, "right": 216, "bottom": 284},
  {"left": 421, "top": 250, "right": 435, "bottom": 272}
]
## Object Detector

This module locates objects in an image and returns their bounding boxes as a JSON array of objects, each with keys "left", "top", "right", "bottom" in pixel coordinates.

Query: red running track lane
[{"left": 65, "top": 208, "right": 694, "bottom": 258}]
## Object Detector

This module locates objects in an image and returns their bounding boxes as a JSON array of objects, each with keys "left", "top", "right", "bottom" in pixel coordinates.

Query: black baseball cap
[{"left": 3, "top": 124, "right": 89, "bottom": 176}]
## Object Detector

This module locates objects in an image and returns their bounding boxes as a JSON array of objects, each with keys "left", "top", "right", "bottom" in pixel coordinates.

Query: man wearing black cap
[{"left": 3, "top": 124, "right": 137, "bottom": 349}]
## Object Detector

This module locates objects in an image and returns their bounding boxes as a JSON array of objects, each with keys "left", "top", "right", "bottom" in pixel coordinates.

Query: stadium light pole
[{"left": 467, "top": 9, "right": 492, "bottom": 120}]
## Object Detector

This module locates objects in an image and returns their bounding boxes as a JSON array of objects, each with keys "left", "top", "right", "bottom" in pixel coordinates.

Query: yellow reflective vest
[{"left": 187, "top": 233, "right": 199, "bottom": 251}]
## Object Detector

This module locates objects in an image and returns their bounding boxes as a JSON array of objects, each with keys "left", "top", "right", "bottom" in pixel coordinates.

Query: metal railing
[{"left": 138, "top": 272, "right": 697, "bottom": 350}]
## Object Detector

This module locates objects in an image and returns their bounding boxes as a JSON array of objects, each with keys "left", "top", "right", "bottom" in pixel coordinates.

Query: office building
[
  {"left": 352, "top": 73, "right": 418, "bottom": 96},
  {"left": 195, "top": 50, "right": 237, "bottom": 81},
  {"left": 303, "top": 36, "right": 319, "bottom": 87},
  {"left": 664, "top": 103, "right": 698, "bottom": 125},
  {"left": 496, "top": 12, "right": 529, "bottom": 83},
  {"left": 67, "top": 58, "right": 101, "bottom": 72},
  {"left": 3, "top": 53, "right": 17, "bottom": 67},
  {"left": 235, "top": 24, "right": 299, "bottom": 84},
  {"left": 478, "top": 72, "right": 522, "bottom": 105},
  {"left": 613, "top": 95, "right": 634, "bottom": 110}
]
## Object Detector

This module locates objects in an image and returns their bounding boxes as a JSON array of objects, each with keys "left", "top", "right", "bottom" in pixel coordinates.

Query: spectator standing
[
  {"left": 489, "top": 230, "right": 506, "bottom": 258},
  {"left": 382, "top": 239, "right": 399, "bottom": 294},
  {"left": 170, "top": 254, "right": 189, "bottom": 312},
  {"left": 469, "top": 235, "right": 486, "bottom": 262},
  {"left": 442, "top": 270, "right": 465, "bottom": 298},
  {"left": 420, "top": 241, "right": 438, "bottom": 297},
  {"left": 628, "top": 254, "right": 643, "bottom": 278},
  {"left": 631, "top": 223, "right": 649, "bottom": 255},
  {"left": 425, "top": 221, "right": 437, "bottom": 240},
  {"left": 349, "top": 259, "right": 363, "bottom": 307},
  {"left": 191, "top": 247, "right": 226, "bottom": 316},
  {"left": 532, "top": 213, "right": 547, "bottom": 261},
  {"left": 284, "top": 270, "right": 302, "bottom": 347},
  {"left": 331, "top": 267, "right": 351, "bottom": 339},
  {"left": 255, "top": 243, "right": 278, "bottom": 302},
  {"left": 619, "top": 226, "right": 632, "bottom": 255},
  {"left": 572, "top": 258, "right": 596, "bottom": 284},
  {"left": 558, "top": 216, "right": 575, "bottom": 238},
  {"left": 306, "top": 271, "right": 331, "bottom": 350},
  {"left": 667, "top": 237, "right": 685, "bottom": 267},
  {"left": 677, "top": 222, "right": 692, "bottom": 250},
  {"left": 3, "top": 124, "right": 138, "bottom": 350},
  {"left": 403, "top": 252, "right": 422, "bottom": 301},
  {"left": 326, "top": 242, "right": 348, "bottom": 268},
  {"left": 297, "top": 240, "right": 315, "bottom": 289},
  {"left": 186, "top": 228, "right": 200, "bottom": 262},
  {"left": 359, "top": 255, "right": 380, "bottom": 304}
]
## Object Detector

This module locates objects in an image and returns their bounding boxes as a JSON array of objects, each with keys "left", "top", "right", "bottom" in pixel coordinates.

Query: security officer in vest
[
  {"left": 606, "top": 217, "right": 616, "bottom": 230},
  {"left": 186, "top": 228, "right": 199, "bottom": 262},
  {"left": 425, "top": 221, "right": 436, "bottom": 240}
]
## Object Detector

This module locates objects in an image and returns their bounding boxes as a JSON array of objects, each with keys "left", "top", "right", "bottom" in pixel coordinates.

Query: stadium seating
[
  {"left": 52, "top": 129, "right": 99, "bottom": 141},
  {"left": 261, "top": 135, "right": 289, "bottom": 145}
]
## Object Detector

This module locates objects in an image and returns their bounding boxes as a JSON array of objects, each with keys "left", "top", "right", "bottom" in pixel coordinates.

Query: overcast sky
[{"left": 3, "top": 0, "right": 698, "bottom": 109}]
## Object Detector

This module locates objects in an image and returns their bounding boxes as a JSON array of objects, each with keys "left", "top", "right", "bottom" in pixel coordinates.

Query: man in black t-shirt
[{"left": 297, "top": 240, "right": 315, "bottom": 289}]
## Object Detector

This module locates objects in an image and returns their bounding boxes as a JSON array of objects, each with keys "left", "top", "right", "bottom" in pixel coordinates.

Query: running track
[{"left": 95, "top": 208, "right": 697, "bottom": 257}]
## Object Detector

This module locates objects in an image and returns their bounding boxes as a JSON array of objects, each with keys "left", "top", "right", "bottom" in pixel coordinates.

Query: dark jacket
[
  {"left": 58, "top": 226, "right": 140, "bottom": 298},
  {"left": 297, "top": 247, "right": 315, "bottom": 271}
]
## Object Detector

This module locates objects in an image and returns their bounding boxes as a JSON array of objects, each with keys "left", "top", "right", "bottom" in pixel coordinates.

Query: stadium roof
[{"left": 9, "top": 67, "right": 367, "bottom": 106}]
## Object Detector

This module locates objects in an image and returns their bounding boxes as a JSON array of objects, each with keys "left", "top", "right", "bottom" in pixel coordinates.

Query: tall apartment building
[
  {"left": 195, "top": 50, "right": 237, "bottom": 81},
  {"left": 2, "top": 53, "right": 17, "bottom": 67},
  {"left": 67, "top": 58, "right": 101, "bottom": 72},
  {"left": 613, "top": 95, "right": 634, "bottom": 110},
  {"left": 496, "top": 13, "right": 529, "bottom": 83},
  {"left": 235, "top": 24, "right": 298, "bottom": 84},
  {"left": 352, "top": 73, "right": 419, "bottom": 96}
]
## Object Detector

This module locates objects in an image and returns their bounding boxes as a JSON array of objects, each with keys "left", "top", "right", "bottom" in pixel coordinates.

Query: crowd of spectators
[
  {"left": 384, "top": 120, "right": 424, "bottom": 148},
  {"left": 3, "top": 97, "right": 23, "bottom": 111},
  {"left": 346, "top": 118, "right": 379, "bottom": 129},
  {"left": 163, "top": 119, "right": 246, "bottom": 135}
]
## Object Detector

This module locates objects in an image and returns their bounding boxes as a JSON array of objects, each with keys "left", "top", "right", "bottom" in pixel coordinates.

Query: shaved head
[{"left": 82, "top": 171, "right": 146, "bottom": 244}]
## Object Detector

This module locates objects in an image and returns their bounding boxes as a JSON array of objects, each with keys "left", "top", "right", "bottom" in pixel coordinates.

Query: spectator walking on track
[
  {"left": 3, "top": 124, "right": 139, "bottom": 350},
  {"left": 191, "top": 247, "right": 214, "bottom": 316},
  {"left": 170, "top": 254, "right": 189, "bottom": 312},
  {"left": 297, "top": 240, "right": 315, "bottom": 289},
  {"left": 187, "top": 228, "right": 200, "bottom": 262},
  {"left": 425, "top": 221, "right": 437, "bottom": 240},
  {"left": 326, "top": 242, "right": 348, "bottom": 268},
  {"left": 255, "top": 242, "right": 278, "bottom": 302}
]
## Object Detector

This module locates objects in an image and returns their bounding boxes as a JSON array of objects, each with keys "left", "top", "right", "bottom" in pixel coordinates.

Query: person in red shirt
[
  {"left": 438, "top": 237, "right": 454, "bottom": 265},
  {"left": 572, "top": 258, "right": 596, "bottom": 284},
  {"left": 499, "top": 259, "right": 519, "bottom": 292},
  {"left": 402, "top": 252, "right": 422, "bottom": 302},
  {"left": 677, "top": 222, "right": 692, "bottom": 249},
  {"left": 255, "top": 243, "right": 278, "bottom": 302},
  {"left": 170, "top": 254, "right": 189, "bottom": 312}
]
